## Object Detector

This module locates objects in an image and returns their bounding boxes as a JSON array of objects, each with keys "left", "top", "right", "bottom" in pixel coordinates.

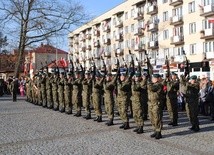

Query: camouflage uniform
[
  {"left": 117, "top": 76, "right": 132, "bottom": 129},
  {"left": 180, "top": 75, "right": 200, "bottom": 131},
  {"left": 40, "top": 74, "right": 47, "bottom": 107},
  {"left": 64, "top": 75, "right": 73, "bottom": 114},
  {"left": 164, "top": 78, "right": 179, "bottom": 125},
  {"left": 72, "top": 76, "right": 83, "bottom": 116},
  {"left": 103, "top": 75, "right": 117, "bottom": 125},
  {"left": 82, "top": 77, "right": 93, "bottom": 119},
  {"left": 131, "top": 78, "right": 144, "bottom": 133},
  {"left": 58, "top": 75, "right": 65, "bottom": 112},
  {"left": 92, "top": 77, "right": 104, "bottom": 122},
  {"left": 51, "top": 74, "right": 59, "bottom": 111},
  {"left": 37, "top": 75, "right": 42, "bottom": 106},
  {"left": 46, "top": 74, "right": 53, "bottom": 109},
  {"left": 148, "top": 77, "right": 163, "bottom": 139}
]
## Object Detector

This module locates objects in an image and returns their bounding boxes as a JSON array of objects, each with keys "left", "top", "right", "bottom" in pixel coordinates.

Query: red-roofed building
[{"left": 25, "top": 43, "right": 68, "bottom": 76}]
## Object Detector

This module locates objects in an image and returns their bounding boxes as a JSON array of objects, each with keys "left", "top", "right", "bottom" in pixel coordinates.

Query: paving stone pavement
[{"left": 0, "top": 95, "right": 214, "bottom": 155}]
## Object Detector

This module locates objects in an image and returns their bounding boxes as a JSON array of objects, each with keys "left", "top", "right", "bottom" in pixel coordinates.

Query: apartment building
[{"left": 68, "top": 0, "right": 214, "bottom": 79}]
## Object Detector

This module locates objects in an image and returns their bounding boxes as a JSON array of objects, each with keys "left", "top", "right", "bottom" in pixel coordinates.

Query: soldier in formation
[{"left": 25, "top": 57, "right": 202, "bottom": 140}]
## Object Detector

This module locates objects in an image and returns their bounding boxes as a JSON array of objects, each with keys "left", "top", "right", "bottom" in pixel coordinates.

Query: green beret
[
  {"left": 190, "top": 75, "right": 197, "bottom": 80},
  {"left": 60, "top": 72, "right": 64, "bottom": 75}
]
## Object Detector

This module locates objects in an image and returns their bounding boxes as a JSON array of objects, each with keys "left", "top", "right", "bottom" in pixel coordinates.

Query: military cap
[
  {"left": 60, "top": 72, "right": 65, "bottom": 75},
  {"left": 106, "top": 72, "right": 112, "bottom": 76},
  {"left": 171, "top": 72, "right": 177, "bottom": 75},
  {"left": 152, "top": 74, "right": 160, "bottom": 78},
  {"left": 135, "top": 72, "right": 141, "bottom": 77},
  {"left": 67, "top": 72, "right": 72, "bottom": 76},
  {"left": 190, "top": 75, "right": 197, "bottom": 80}
]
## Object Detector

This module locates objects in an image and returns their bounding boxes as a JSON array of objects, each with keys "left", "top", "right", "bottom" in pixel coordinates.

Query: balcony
[
  {"left": 74, "top": 39, "right": 79, "bottom": 44},
  {"left": 170, "top": 16, "right": 183, "bottom": 26},
  {"left": 147, "top": 5, "right": 158, "bottom": 15},
  {"left": 116, "top": 48, "right": 124, "bottom": 56},
  {"left": 200, "top": 28, "right": 214, "bottom": 39},
  {"left": 147, "top": 41, "right": 159, "bottom": 49},
  {"left": 206, "top": 51, "right": 214, "bottom": 59},
  {"left": 104, "top": 25, "right": 111, "bottom": 33},
  {"left": 134, "top": 28, "right": 144, "bottom": 36},
  {"left": 134, "top": 11, "right": 144, "bottom": 20},
  {"left": 81, "top": 46, "right": 86, "bottom": 52},
  {"left": 170, "top": 35, "right": 184, "bottom": 45},
  {"left": 79, "top": 35, "right": 86, "bottom": 42},
  {"left": 134, "top": 44, "right": 146, "bottom": 52},
  {"left": 169, "top": 0, "right": 183, "bottom": 7},
  {"left": 94, "top": 30, "right": 100, "bottom": 37},
  {"left": 104, "top": 38, "right": 111, "bottom": 45},
  {"left": 115, "top": 20, "right": 123, "bottom": 28},
  {"left": 86, "top": 34, "right": 91, "bottom": 40},
  {"left": 147, "top": 23, "right": 158, "bottom": 32},
  {"left": 200, "top": 4, "right": 214, "bottom": 17},
  {"left": 86, "top": 45, "right": 91, "bottom": 51},
  {"left": 104, "top": 51, "right": 111, "bottom": 58},
  {"left": 94, "top": 41, "right": 100, "bottom": 48},
  {"left": 115, "top": 34, "right": 123, "bottom": 42}
]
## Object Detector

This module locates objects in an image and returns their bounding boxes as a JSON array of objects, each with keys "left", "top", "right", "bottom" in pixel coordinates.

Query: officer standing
[
  {"left": 148, "top": 74, "right": 163, "bottom": 139},
  {"left": 164, "top": 72, "right": 179, "bottom": 126},
  {"left": 11, "top": 77, "right": 19, "bottom": 102},
  {"left": 82, "top": 71, "right": 93, "bottom": 119},
  {"left": 131, "top": 71, "right": 144, "bottom": 134},
  {"left": 180, "top": 75, "right": 200, "bottom": 132}
]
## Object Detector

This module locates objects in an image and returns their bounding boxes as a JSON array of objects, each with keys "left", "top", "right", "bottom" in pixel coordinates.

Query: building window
[
  {"left": 125, "top": 40, "right": 130, "bottom": 48},
  {"left": 174, "top": 46, "right": 184, "bottom": 56},
  {"left": 131, "top": 24, "right": 134, "bottom": 32},
  {"left": 202, "top": 0, "right": 214, "bottom": 6},
  {"left": 163, "top": 11, "right": 168, "bottom": 22},
  {"left": 202, "top": 19, "right": 213, "bottom": 29},
  {"left": 131, "top": 9, "right": 135, "bottom": 18},
  {"left": 113, "top": 18, "right": 116, "bottom": 26},
  {"left": 203, "top": 41, "right": 214, "bottom": 53},
  {"left": 164, "top": 48, "right": 169, "bottom": 57},
  {"left": 190, "top": 44, "right": 196, "bottom": 55},
  {"left": 125, "top": 12, "right": 128, "bottom": 20},
  {"left": 172, "top": 7, "right": 183, "bottom": 17},
  {"left": 188, "top": 1, "right": 195, "bottom": 13},
  {"left": 189, "top": 22, "right": 196, "bottom": 34},
  {"left": 163, "top": 0, "right": 168, "bottom": 3},
  {"left": 163, "top": 30, "right": 169, "bottom": 40},
  {"left": 125, "top": 26, "right": 129, "bottom": 33},
  {"left": 131, "top": 39, "right": 135, "bottom": 48}
]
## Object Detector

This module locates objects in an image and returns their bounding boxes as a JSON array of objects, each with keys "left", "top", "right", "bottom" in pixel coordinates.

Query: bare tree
[{"left": 0, "top": 0, "right": 90, "bottom": 77}]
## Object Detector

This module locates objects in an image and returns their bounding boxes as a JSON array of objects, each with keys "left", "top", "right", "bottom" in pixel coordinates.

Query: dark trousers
[{"left": 12, "top": 92, "right": 17, "bottom": 101}]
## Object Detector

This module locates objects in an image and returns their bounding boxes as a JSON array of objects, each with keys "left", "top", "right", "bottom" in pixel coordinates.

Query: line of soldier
[{"left": 25, "top": 58, "right": 200, "bottom": 140}]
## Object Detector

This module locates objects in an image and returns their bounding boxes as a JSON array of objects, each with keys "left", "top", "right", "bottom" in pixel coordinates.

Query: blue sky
[{"left": 79, "top": 0, "right": 125, "bottom": 17}]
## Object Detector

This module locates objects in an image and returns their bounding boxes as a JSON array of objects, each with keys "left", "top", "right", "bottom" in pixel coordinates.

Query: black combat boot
[
  {"left": 155, "top": 132, "right": 162, "bottom": 139},
  {"left": 150, "top": 132, "right": 157, "bottom": 138},
  {"left": 74, "top": 111, "right": 81, "bottom": 117},
  {"left": 105, "top": 119, "right": 114, "bottom": 126},
  {"left": 119, "top": 123, "right": 125, "bottom": 129},
  {"left": 137, "top": 126, "right": 144, "bottom": 134},
  {"left": 133, "top": 127, "right": 139, "bottom": 132},
  {"left": 189, "top": 125, "right": 195, "bottom": 131},
  {"left": 84, "top": 114, "right": 91, "bottom": 120},
  {"left": 94, "top": 116, "right": 99, "bottom": 121},
  {"left": 97, "top": 116, "right": 102, "bottom": 122},
  {"left": 123, "top": 122, "right": 130, "bottom": 130},
  {"left": 143, "top": 115, "right": 148, "bottom": 121},
  {"left": 193, "top": 125, "right": 200, "bottom": 132}
]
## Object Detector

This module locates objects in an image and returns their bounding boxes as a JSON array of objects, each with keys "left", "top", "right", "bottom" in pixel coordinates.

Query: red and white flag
[{"left": 208, "top": 18, "right": 214, "bottom": 23}]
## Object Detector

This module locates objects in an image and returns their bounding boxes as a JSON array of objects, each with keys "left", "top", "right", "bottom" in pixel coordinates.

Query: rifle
[
  {"left": 40, "top": 62, "right": 44, "bottom": 73},
  {"left": 54, "top": 60, "right": 60, "bottom": 76},
  {"left": 165, "top": 56, "right": 170, "bottom": 78},
  {"left": 146, "top": 55, "right": 153, "bottom": 80},
  {"left": 184, "top": 56, "right": 190, "bottom": 78},
  {"left": 101, "top": 56, "right": 107, "bottom": 76},
  {"left": 69, "top": 59, "right": 74, "bottom": 76}
]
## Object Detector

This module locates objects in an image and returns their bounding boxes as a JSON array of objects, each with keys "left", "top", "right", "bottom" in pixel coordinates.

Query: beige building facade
[{"left": 68, "top": 0, "right": 214, "bottom": 79}]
